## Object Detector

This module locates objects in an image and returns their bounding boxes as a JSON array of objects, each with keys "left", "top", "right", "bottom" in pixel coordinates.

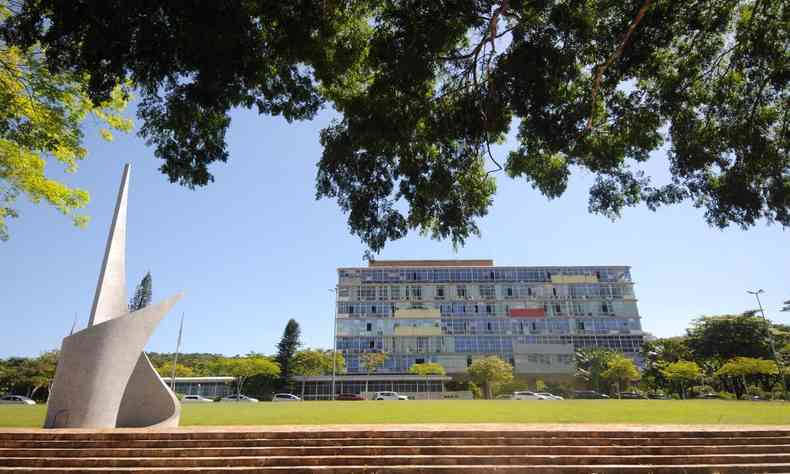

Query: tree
[
  {"left": 715, "top": 357, "right": 779, "bottom": 399},
  {"left": 408, "top": 362, "right": 446, "bottom": 376},
  {"left": 576, "top": 348, "right": 616, "bottom": 393},
  {"left": 276, "top": 319, "right": 302, "bottom": 388},
  {"left": 686, "top": 314, "right": 773, "bottom": 365},
  {"left": 360, "top": 351, "right": 388, "bottom": 397},
  {"left": 292, "top": 349, "right": 343, "bottom": 398},
  {"left": 129, "top": 272, "right": 152, "bottom": 312},
  {"left": 409, "top": 362, "right": 446, "bottom": 399},
  {"left": 661, "top": 360, "right": 702, "bottom": 399},
  {"left": 216, "top": 357, "right": 280, "bottom": 399},
  {"left": 155, "top": 362, "right": 193, "bottom": 379},
  {"left": 468, "top": 356, "right": 514, "bottom": 400},
  {"left": 640, "top": 337, "right": 691, "bottom": 394},
  {"left": 602, "top": 355, "right": 640, "bottom": 397},
  {"left": 5, "top": 1, "right": 787, "bottom": 252},
  {"left": 0, "top": 351, "right": 58, "bottom": 401},
  {"left": 0, "top": 2, "right": 132, "bottom": 241}
]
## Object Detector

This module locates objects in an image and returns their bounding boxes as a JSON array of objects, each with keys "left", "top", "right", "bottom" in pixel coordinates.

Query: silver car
[
  {"left": 0, "top": 395, "right": 36, "bottom": 405},
  {"left": 220, "top": 394, "right": 259, "bottom": 403},
  {"left": 272, "top": 393, "right": 301, "bottom": 402},
  {"left": 536, "top": 392, "right": 564, "bottom": 400},
  {"left": 512, "top": 391, "right": 550, "bottom": 400},
  {"left": 182, "top": 395, "right": 214, "bottom": 403}
]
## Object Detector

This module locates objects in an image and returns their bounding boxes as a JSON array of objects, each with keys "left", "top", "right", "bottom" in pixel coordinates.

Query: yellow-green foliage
[{"left": 0, "top": 4, "right": 132, "bottom": 240}]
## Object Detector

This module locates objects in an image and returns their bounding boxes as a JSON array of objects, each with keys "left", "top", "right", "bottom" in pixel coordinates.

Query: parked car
[
  {"left": 495, "top": 393, "right": 514, "bottom": 400},
  {"left": 536, "top": 392, "right": 564, "bottom": 400},
  {"left": 513, "top": 391, "right": 551, "bottom": 400},
  {"left": 374, "top": 391, "right": 408, "bottom": 400},
  {"left": 619, "top": 392, "right": 647, "bottom": 399},
  {"left": 647, "top": 393, "right": 670, "bottom": 400},
  {"left": 220, "top": 394, "right": 259, "bottom": 403},
  {"left": 336, "top": 393, "right": 365, "bottom": 401},
  {"left": 272, "top": 393, "right": 301, "bottom": 402},
  {"left": 181, "top": 394, "right": 214, "bottom": 403},
  {"left": 697, "top": 393, "right": 721, "bottom": 399},
  {"left": 0, "top": 395, "right": 36, "bottom": 405},
  {"left": 573, "top": 390, "right": 610, "bottom": 399}
]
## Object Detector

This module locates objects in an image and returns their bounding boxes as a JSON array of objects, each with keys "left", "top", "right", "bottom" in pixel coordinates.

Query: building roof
[
  {"left": 368, "top": 259, "right": 494, "bottom": 268},
  {"left": 293, "top": 374, "right": 452, "bottom": 382},
  {"left": 160, "top": 377, "right": 235, "bottom": 383}
]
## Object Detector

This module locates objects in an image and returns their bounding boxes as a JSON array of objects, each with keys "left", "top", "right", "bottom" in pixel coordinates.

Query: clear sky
[{"left": 1, "top": 104, "right": 788, "bottom": 358}]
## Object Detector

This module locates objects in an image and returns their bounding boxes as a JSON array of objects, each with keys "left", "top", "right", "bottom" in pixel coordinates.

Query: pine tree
[
  {"left": 275, "top": 319, "right": 301, "bottom": 388},
  {"left": 129, "top": 272, "right": 152, "bottom": 312}
]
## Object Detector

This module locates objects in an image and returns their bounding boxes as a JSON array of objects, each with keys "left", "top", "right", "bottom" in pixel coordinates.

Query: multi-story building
[{"left": 335, "top": 260, "right": 645, "bottom": 377}]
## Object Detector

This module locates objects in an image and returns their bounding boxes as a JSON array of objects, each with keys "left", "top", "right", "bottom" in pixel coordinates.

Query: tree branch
[{"left": 587, "top": 0, "right": 654, "bottom": 131}]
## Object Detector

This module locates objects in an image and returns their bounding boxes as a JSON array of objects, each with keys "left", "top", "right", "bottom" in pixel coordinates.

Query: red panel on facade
[{"left": 509, "top": 308, "right": 545, "bottom": 318}]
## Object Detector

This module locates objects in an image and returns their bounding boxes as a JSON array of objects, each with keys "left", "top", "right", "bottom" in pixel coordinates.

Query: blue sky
[{"left": 1, "top": 105, "right": 788, "bottom": 358}]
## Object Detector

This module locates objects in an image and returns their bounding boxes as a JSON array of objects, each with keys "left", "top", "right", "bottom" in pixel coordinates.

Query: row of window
[
  {"left": 341, "top": 283, "right": 633, "bottom": 302},
  {"left": 340, "top": 267, "right": 631, "bottom": 284},
  {"left": 337, "top": 300, "right": 638, "bottom": 318},
  {"left": 336, "top": 334, "right": 645, "bottom": 355}
]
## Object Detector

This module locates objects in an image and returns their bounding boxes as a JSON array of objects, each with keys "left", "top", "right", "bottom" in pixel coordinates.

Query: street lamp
[
  {"left": 747, "top": 289, "right": 788, "bottom": 400},
  {"left": 329, "top": 288, "right": 338, "bottom": 401}
]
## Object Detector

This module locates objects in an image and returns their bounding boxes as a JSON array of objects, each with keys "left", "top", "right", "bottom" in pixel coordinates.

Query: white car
[
  {"left": 374, "top": 391, "right": 408, "bottom": 400},
  {"left": 0, "top": 395, "right": 36, "bottom": 405},
  {"left": 220, "top": 394, "right": 259, "bottom": 403},
  {"left": 536, "top": 392, "right": 564, "bottom": 400},
  {"left": 512, "top": 391, "right": 551, "bottom": 400},
  {"left": 182, "top": 395, "right": 214, "bottom": 403},
  {"left": 272, "top": 393, "right": 301, "bottom": 402}
]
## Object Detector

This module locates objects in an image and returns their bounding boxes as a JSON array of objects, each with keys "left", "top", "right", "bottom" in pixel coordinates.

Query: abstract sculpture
[{"left": 45, "top": 164, "right": 182, "bottom": 428}]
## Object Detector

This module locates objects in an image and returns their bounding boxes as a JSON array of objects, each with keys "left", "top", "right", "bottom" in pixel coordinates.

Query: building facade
[{"left": 335, "top": 260, "right": 645, "bottom": 376}]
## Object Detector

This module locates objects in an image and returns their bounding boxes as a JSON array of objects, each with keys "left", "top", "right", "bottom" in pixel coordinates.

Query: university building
[{"left": 335, "top": 260, "right": 645, "bottom": 377}]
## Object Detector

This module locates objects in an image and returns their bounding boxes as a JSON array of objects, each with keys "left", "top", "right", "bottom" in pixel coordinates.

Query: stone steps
[
  {"left": 4, "top": 454, "right": 790, "bottom": 468},
  {"left": 3, "top": 430, "right": 789, "bottom": 440},
  {"left": 2, "top": 466, "right": 790, "bottom": 473},
  {"left": 2, "top": 444, "right": 790, "bottom": 457},
  {"left": 0, "top": 429, "right": 787, "bottom": 473},
  {"left": 3, "top": 436, "right": 790, "bottom": 448}
]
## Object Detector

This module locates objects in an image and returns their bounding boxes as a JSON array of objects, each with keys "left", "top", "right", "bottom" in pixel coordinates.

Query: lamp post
[
  {"left": 329, "top": 288, "right": 338, "bottom": 401},
  {"left": 747, "top": 289, "right": 788, "bottom": 400}
]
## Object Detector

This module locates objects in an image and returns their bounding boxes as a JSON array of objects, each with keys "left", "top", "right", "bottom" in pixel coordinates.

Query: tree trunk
[
  {"left": 301, "top": 379, "right": 305, "bottom": 398},
  {"left": 365, "top": 369, "right": 370, "bottom": 399}
]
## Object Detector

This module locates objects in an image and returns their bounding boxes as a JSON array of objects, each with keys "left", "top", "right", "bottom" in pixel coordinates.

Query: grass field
[{"left": 1, "top": 400, "right": 789, "bottom": 428}]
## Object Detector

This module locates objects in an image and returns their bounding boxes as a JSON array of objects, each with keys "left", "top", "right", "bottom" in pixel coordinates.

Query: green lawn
[{"left": 1, "top": 400, "right": 789, "bottom": 428}]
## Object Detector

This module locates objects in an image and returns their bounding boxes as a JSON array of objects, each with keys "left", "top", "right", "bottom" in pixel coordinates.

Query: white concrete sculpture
[{"left": 44, "top": 164, "right": 182, "bottom": 428}]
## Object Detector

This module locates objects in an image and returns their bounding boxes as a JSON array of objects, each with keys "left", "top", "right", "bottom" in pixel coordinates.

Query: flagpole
[
  {"left": 170, "top": 313, "right": 184, "bottom": 392},
  {"left": 69, "top": 312, "right": 78, "bottom": 336}
]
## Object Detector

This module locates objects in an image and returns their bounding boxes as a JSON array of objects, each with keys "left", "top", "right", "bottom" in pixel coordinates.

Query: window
[
  {"left": 416, "top": 358, "right": 425, "bottom": 364},
  {"left": 467, "top": 356, "right": 473, "bottom": 367},
  {"left": 552, "top": 287, "right": 558, "bottom": 297},
  {"left": 435, "top": 286, "right": 445, "bottom": 299},
  {"left": 378, "top": 287, "right": 388, "bottom": 300},
  {"left": 479, "top": 285, "right": 496, "bottom": 299},
  {"left": 505, "top": 287, "right": 514, "bottom": 298},
  {"left": 390, "top": 286, "right": 401, "bottom": 300},
  {"left": 410, "top": 285, "right": 422, "bottom": 300},
  {"left": 601, "top": 303, "right": 611, "bottom": 314},
  {"left": 359, "top": 286, "right": 376, "bottom": 301},
  {"left": 338, "top": 287, "right": 349, "bottom": 298},
  {"left": 554, "top": 303, "right": 562, "bottom": 315},
  {"left": 456, "top": 285, "right": 467, "bottom": 298},
  {"left": 485, "top": 304, "right": 494, "bottom": 314},
  {"left": 369, "top": 341, "right": 375, "bottom": 349}
]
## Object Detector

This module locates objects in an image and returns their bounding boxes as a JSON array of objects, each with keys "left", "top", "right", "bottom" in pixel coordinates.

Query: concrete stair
[{"left": 1, "top": 428, "right": 789, "bottom": 473}]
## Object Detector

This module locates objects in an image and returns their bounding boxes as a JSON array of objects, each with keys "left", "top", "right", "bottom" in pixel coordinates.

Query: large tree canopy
[{"left": 3, "top": 0, "right": 787, "bottom": 251}]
